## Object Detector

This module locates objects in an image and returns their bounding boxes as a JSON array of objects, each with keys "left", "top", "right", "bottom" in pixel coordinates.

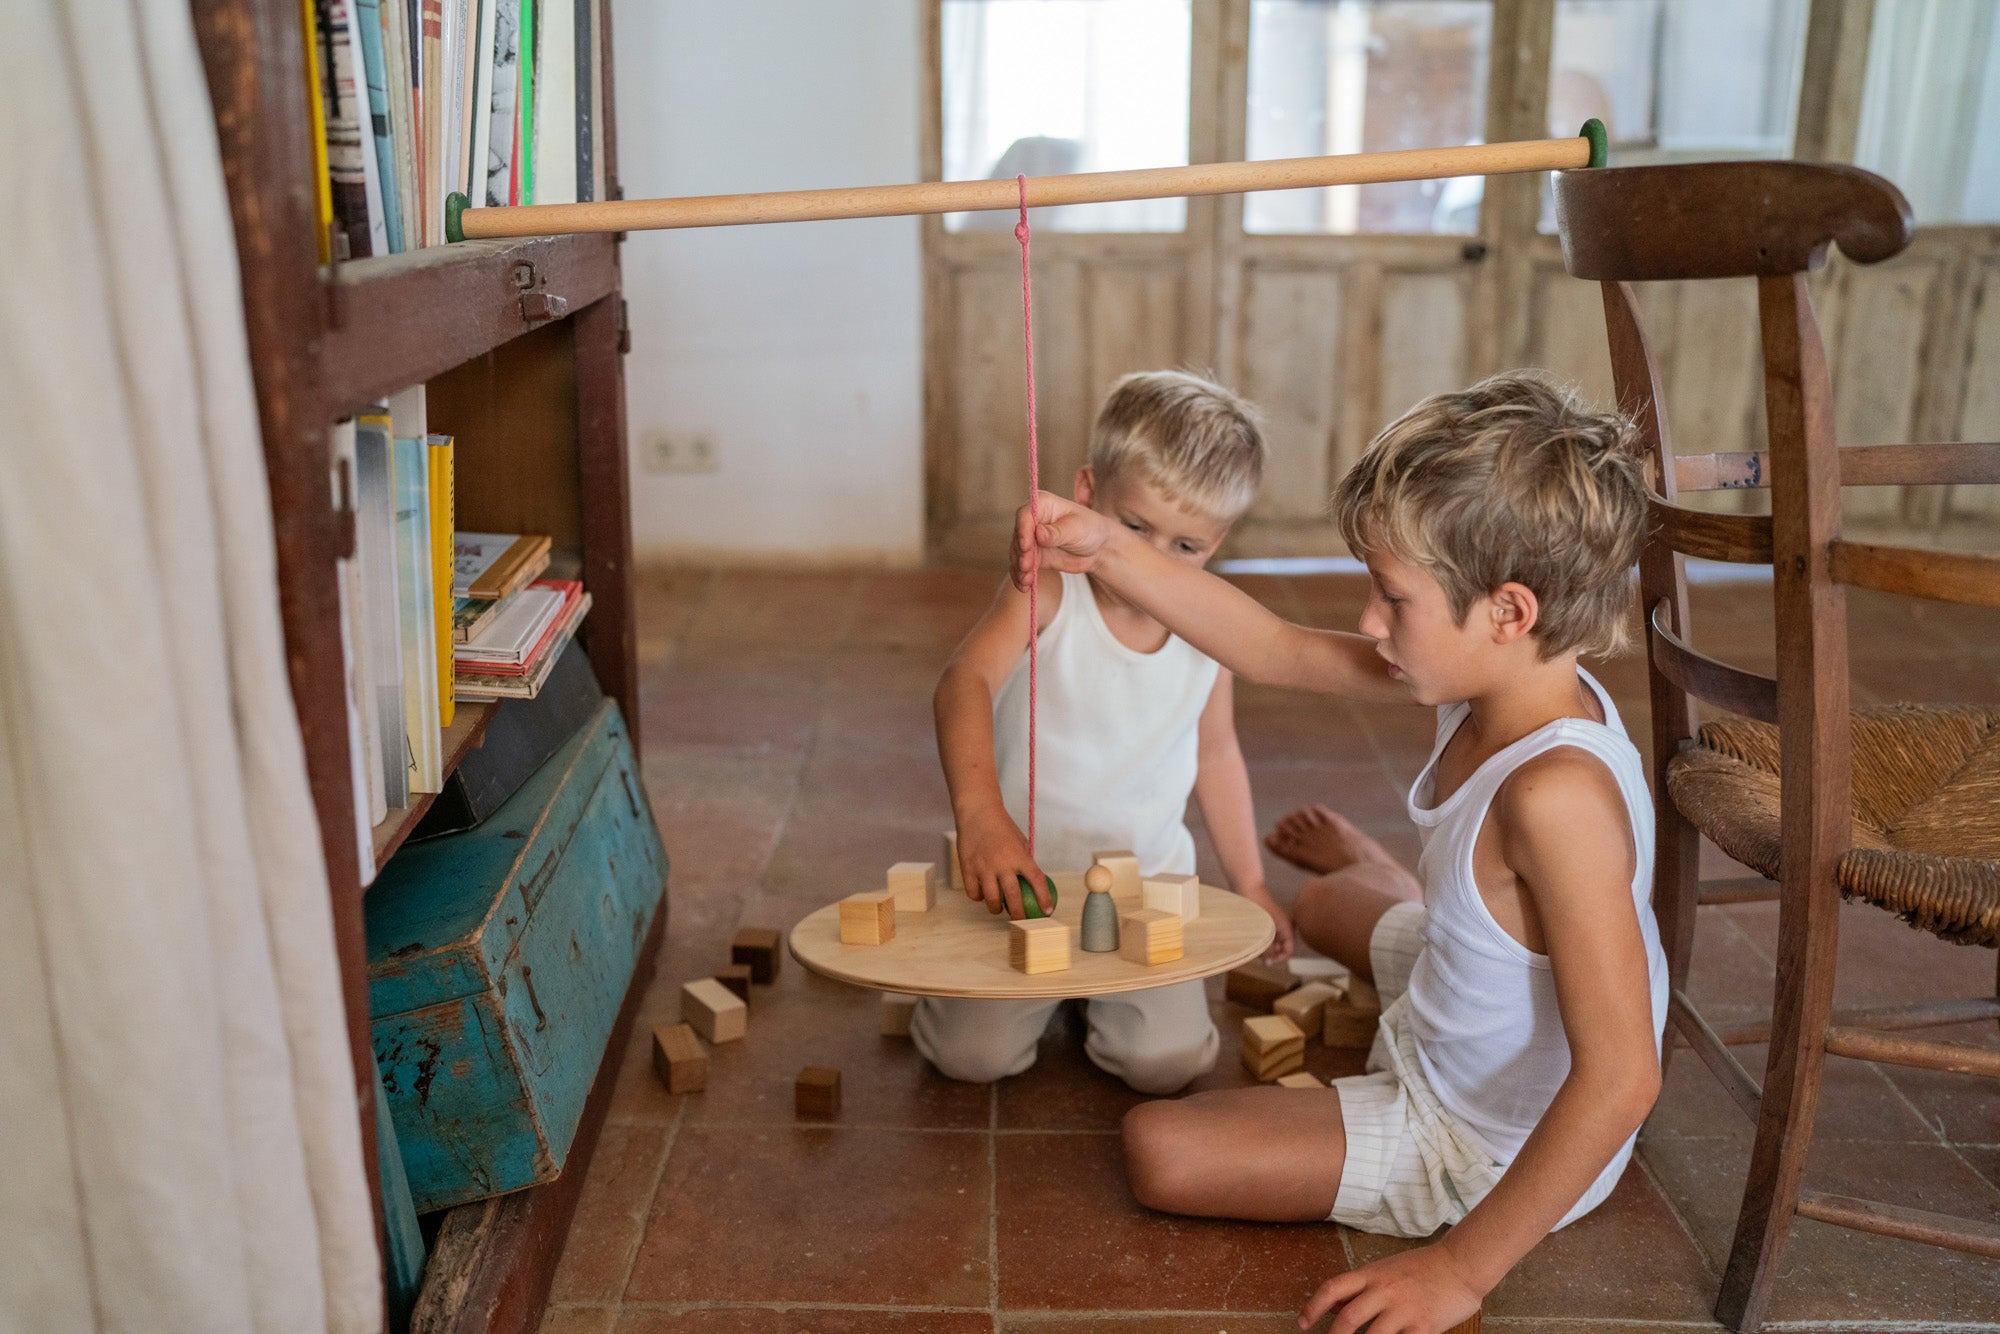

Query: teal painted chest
[{"left": 365, "top": 699, "right": 666, "bottom": 1212}]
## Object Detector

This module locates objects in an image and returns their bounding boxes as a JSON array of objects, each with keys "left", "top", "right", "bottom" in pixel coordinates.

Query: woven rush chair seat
[{"left": 1666, "top": 705, "right": 2000, "bottom": 946}]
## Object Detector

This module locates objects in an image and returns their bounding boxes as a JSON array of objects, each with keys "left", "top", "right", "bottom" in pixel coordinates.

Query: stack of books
[
  {"left": 307, "top": 0, "right": 607, "bottom": 260},
  {"left": 452, "top": 535, "right": 592, "bottom": 701}
]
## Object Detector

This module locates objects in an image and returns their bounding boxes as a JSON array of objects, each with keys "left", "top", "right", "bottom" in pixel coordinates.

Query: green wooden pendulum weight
[
  {"left": 1079, "top": 864, "right": 1119, "bottom": 952},
  {"left": 1017, "top": 873, "right": 1059, "bottom": 920}
]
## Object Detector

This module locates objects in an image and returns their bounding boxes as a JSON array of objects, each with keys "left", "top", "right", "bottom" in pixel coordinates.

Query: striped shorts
[{"left": 1328, "top": 901, "right": 1627, "bottom": 1236}]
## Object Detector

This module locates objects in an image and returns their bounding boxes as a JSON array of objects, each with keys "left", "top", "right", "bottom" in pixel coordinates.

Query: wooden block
[
  {"left": 1141, "top": 872, "right": 1201, "bottom": 922},
  {"left": 1008, "top": 918, "right": 1071, "bottom": 974},
  {"left": 1273, "top": 981, "right": 1340, "bottom": 1040},
  {"left": 682, "top": 978, "right": 747, "bottom": 1044},
  {"left": 942, "top": 830, "right": 964, "bottom": 890},
  {"left": 731, "top": 926, "right": 783, "bottom": 983},
  {"left": 880, "top": 992, "right": 917, "bottom": 1037},
  {"left": 796, "top": 1065, "right": 842, "bottom": 1119},
  {"left": 1444, "top": 1314, "right": 1481, "bottom": 1334},
  {"left": 1118, "top": 908, "right": 1184, "bottom": 966},
  {"left": 1242, "top": 1012, "right": 1306, "bottom": 1079},
  {"left": 1322, "top": 976, "right": 1382, "bottom": 1049},
  {"left": 886, "top": 861, "right": 937, "bottom": 913},
  {"left": 1226, "top": 961, "right": 1300, "bottom": 1011},
  {"left": 714, "top": 963, "right": 753, "bottom": 1005},
  {"left": 838, "top": 891, "right": 897, "bottom": 945},
  {"left": 651, "top": 1023, "right": 707, "bottom": 1094},
  {"left": 1090, "top": 849, "right": 1141, "bottom": 898},
  {"left": 1275, "top": 1071, "right": 1322, "bottom": 1089}
]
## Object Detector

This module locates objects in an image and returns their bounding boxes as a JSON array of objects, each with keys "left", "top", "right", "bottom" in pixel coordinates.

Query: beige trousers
[{"left": 911, "top": 981, "right": 1219, "bottom": 1094}]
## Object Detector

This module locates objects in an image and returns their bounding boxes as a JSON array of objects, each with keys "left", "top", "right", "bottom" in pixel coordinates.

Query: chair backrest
[{"left": 1555, "top": 158, "right": 2000, "bottom": 908}]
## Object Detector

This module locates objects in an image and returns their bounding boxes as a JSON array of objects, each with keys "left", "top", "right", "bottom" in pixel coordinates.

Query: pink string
[{"left": 1015, "top": 174, "right": 1038, "bottom": 859}]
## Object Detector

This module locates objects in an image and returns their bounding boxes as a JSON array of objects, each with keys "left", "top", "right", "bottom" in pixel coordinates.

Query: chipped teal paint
[
  {"left": 374, "top": 1066, "right": 426, "bottom": 1327},
  {"left": 366, "top": 701, "right": 667, "bottom": 1212}
]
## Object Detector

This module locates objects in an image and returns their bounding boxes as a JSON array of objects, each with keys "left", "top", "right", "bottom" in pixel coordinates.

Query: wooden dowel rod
[{"left": 452, "top": 134, "right": 1595, "bottom": 240}]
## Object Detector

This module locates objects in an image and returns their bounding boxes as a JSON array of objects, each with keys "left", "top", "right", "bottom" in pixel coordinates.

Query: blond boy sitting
[
  {"left": 918, "top": 371, "right": 1292, "bottom": 1093},
  {"left": 1013, "top": 372, "right": 1668, "bottom": 1334}
]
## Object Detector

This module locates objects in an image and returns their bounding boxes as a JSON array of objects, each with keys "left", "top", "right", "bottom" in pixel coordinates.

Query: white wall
[{"left": 614, "top": 0, "right": 925, "bottom": 565}]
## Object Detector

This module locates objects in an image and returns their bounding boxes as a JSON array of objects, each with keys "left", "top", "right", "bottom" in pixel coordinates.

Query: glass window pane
[
  {"left": 1855, "top": 0, "right": 2000, "bottom": 225},
  {"left": 1543, "top": 0, "right": 1809, "bottom": 230},
  {"left": 1245, "top": 1, "right": 1493, "bottom": 236},
  {"left": 941, "top": 0, "right": 1191, "bottom": 233}
]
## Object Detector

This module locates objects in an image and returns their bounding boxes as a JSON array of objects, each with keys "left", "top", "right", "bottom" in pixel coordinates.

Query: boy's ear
[
  {"left": 1489, "top": 581, "right": 1541, "bottom": 645},
  {"left": 1073, "top": 466, "right": 1096, "bottom": 507}
]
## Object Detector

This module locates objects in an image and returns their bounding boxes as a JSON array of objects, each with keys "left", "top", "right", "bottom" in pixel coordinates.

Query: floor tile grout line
[
  {"left": 608, "top": 1096, "right": 688, "bottom": 1313},
  {"left": 1634, "top": 1141, "right": 1722, "bottom": 1286}
]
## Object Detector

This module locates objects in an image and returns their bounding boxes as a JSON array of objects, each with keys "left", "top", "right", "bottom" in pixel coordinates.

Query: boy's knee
[
  {"left": 1114, "top": 1034, "right": 1218, "bottom": 1096},
  {"left": 1122, "top": 1101, "right": 1197, "bottom": 1212}
]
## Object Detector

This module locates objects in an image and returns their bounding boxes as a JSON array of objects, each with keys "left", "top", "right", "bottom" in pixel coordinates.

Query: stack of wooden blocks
[{"left": 1242, "top": 1013, "right": 1307, "bottom": 1081}]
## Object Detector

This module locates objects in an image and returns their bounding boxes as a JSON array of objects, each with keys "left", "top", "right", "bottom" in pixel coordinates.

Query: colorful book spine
[
  {"left": 514, "top": 0, "right": 536, "bottom": 206},
  {"left": 301, "top": 0, "right": 336, "bottom": 263},
  {"left": 427, "top": 434, "right": 455, "bottom": 728},
  {"left": 381, "top": 0, "right": 421, "bottom": 247},
  {"left": 354, "top": 0, "right": 405, "bottom": 252},
  {"left": 421, "top": 0, "right": 445, "bottom": 245},
  {"left": 355, "top": 414, "right": 410, "bottom": 809},
  {"left": 484, "top": 0, "right": 519, "bottom": 207},
  {"left": 393, "top": 435, "right": 443, "bottom": 793},
  {"left": 319, "top": 1, "right": 376, "bottom": 258}
]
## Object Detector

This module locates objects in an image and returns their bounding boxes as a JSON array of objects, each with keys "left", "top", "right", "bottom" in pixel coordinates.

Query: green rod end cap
[
  {"left": 1581, "top": 118, "right": 1608, "bottom": 169},
  {"left": 1018, "top": 874, "right": 1060, "bottom": 920},
  {"left": 445, "top": 191, "right": 469, "bottom": 243}
]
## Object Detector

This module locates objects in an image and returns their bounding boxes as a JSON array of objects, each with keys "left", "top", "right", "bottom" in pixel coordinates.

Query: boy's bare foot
[{"left": 1264, "top": 805, "right": 1397, "bottom": 876}]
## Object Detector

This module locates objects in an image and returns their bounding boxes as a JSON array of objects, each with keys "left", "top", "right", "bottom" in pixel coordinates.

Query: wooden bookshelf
[
  {"left": 368, "top": 702, "right": 500, "bottom": 872},
  {"left": 191, "top": 1, "right": 648, "bottom": 1329}
]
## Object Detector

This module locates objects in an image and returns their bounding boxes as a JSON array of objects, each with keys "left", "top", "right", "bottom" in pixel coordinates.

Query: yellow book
[
  {"left": 427, "top": 434, "right": 455, "bottom": 727},
  {"left": 301, "top": 0, "right": 334, "bottom": 263}
]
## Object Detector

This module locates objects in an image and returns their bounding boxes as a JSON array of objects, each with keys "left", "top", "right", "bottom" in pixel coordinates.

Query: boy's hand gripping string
[{"left": 1015, "top": 174, "right": 1038, "bottom": 858}]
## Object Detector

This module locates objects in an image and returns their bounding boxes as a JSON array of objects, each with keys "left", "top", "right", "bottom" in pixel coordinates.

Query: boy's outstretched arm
[
  {"left": 1012, "top": 491, "right": 1408, "bottom": 704},
  {"left": 1300, "top": 751, "right": 1661, "bottom": 1333},
  {"left": 934, "top": 573, "right": 1056, "bottom": 918},
  {"left": 1192, "top": 669, "right": 1294, "bottom": 962}
]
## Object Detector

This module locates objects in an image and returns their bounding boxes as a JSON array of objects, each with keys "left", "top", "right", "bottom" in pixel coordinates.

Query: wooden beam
[{"left": 1795, "top": 0, "right": 1877, "bottom": 163}]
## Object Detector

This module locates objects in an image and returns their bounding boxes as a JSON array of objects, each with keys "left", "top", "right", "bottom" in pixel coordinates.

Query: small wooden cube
[
  {"left": 1322, "top": 976, "right": 1382, "bottom": 1049},
  {"left": 839, "top": 890, "right": 897, "bottom": 945},
  {"left": 1273, "top": 981, "right": 1341, "bottom": 1040},
  {"left": 1226, "top": 962, "right": 1300, "bottom": 1011},
  {"left": 731, "top": 926, "right": 783, "bottom": 983},
  {"left": 942, "top": 830, "right": 964, "bottom": 890},
  {"left": 880, "top": 993, "right": 917, "bottom": 1037},
  {"left": 714, "top": 963, "right": 753, "bottom": 1005},
  {"left": 1090, "top": 849, "right": 1141, "bottom": 897},
  {"left": 651, "top": 1023, "right": 707, "bottom": 1094},
  {"left": 1275, "top": 1071, "right": 1323, "bottom": 1089},
  {"left": 796, "top": 1066, "right": 842, "bottom": 1119},
  {"left": 1008, "top": 918, "right": 1071, "bottom": 974},
  {"left": 886, "top": 861, "right": 937, "bottom": 913},
  {"left": 1242, "top": 1013, "right": 1307, "bottom": 1081},
  {"left": 1118, "top": 908, "right": 1184, "bottom": 966},
  {"left": 1141, "top": 873, "right": 1201, "bottom": 922},
  {"left": 682, "top": 978, "right": 747, "bottom": 1044}
]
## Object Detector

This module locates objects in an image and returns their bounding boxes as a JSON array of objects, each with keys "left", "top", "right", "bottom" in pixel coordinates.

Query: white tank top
[
  {"left": 993, "top": 572, "right": 1220, "bottom": 877},
  {"left": 1403, "top": 670, "right": 1669, "bottom": 1169}
]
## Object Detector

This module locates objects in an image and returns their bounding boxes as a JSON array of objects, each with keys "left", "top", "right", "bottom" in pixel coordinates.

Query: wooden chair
[{"left": 1552, "top": 161, "right": 2000, "bottom": 1333}]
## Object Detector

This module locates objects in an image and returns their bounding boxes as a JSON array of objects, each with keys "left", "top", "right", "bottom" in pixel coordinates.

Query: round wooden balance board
[{"left": 789, "top": 871, "right": 1275, "bottom": 1000}]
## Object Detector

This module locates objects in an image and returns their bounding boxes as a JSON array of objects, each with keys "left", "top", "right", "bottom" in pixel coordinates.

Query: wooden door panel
[
  {"left": 1236, "top": 264, "right": 1345, "bottom": 523},
  {"left": 950, "top": 263, "right": 1031, "bottom": 522},
  {"left": 1378, "top": 269, "right": 1475, "bottom": 433},
  {"left": 1949, "top": 251, "right": 2000, "bottom": 522}
]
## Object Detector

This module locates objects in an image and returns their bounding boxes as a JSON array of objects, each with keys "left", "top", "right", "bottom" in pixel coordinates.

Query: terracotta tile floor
[{"left": 544, "top": 567, "right": 2000, "bottom": 1333}]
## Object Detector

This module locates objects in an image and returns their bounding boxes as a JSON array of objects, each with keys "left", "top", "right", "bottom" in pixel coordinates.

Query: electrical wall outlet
[{"left": 640, "top": 429, "right": 720, "bottom": 474}]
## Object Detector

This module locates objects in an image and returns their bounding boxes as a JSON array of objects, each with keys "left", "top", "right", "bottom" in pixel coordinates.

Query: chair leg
[
  {"left": 1653, "top": 802, "right": 1701, "bottom": 1082},
  {"left": 1713, "top": 868, "right": 1841, "bottom": 1332}
]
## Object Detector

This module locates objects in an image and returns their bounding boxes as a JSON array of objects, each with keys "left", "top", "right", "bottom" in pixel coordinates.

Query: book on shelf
[
  {"left": 301, "top": 0, "right": 336, "bottom": 264},
  {"left": 331, "top": 420, "right": 385, "bottom": 882},
  {"left": 453, "top": 531, "right": 550, "bottom": 600},
  {"left": 456, "top": 584, "right": 591, "bottom": 701},
  {"left": 354, "top": 413, "right": 410, "bottom": 810},
  {"left": 390, "top": 389, "right": 443, "bottom": 794},
  {"left": 427, "top": 433, "right": 455, "bottom": 728},
  {"left": 454, "top": 581, "right": 566, "bottom": 668},
  {"left": 315, "top": 1, "right": 387, "bottom": 259},
  {"left": 353, "top": 0, "right": 406, "bottom": 253},
  {"left": 453, "top": 595, "right": 500, "bottom": 644}
]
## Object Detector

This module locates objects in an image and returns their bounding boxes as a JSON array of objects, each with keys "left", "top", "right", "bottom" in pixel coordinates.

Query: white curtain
[{"left": 0, "top": 2, "right": 380, "bottom": 1330}]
